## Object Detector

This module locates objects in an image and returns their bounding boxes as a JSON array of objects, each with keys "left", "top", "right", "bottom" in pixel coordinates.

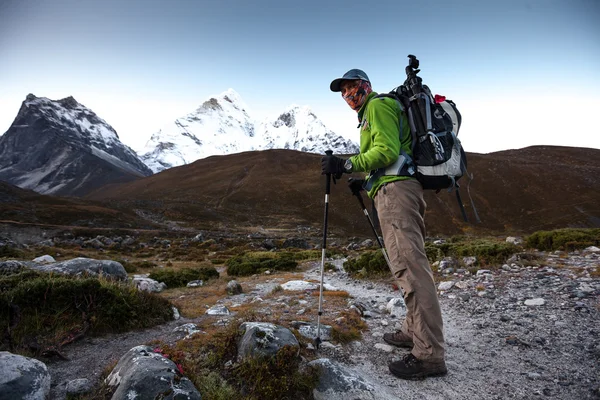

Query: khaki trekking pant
[{"left": 374, "top": 179, "right": 445, "bottom": 361}]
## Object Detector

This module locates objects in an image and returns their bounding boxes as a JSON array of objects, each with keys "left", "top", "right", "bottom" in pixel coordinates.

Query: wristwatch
[{"left": 344, "top": 158, "right": 353, "bottom": 173}]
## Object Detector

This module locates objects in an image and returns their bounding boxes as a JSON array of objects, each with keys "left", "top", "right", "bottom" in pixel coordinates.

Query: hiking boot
[
  {"left": 383, "top": 330, "right": 413, "bottom": 348},
  {"left": 389, "top": 354, "right": 447, "bottom": 380}
]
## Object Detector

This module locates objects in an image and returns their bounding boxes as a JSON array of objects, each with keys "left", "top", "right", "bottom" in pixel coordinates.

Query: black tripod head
[
  {"left": 405, "top": 54, "right": 423, "bottom": 96},
  {"left": 407, "top": 54, "right": 419, "bottom": 70}
]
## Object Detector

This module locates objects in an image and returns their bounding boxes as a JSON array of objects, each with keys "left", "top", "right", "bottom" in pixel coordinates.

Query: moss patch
[
  {"left": 148, "top": 266, "right": 220, "bottom": 288},
  {"left": 343, "top": 250, "right": 388, "bottom": 278},
  {"left": 226, "top": 252, "right": 298, "bottom": 276},
  {"left": 525, "top": 228, "right": 600, "bottom": 251},
  {"left": 426, "top": 237, "right": 520, "bottom": 266}
]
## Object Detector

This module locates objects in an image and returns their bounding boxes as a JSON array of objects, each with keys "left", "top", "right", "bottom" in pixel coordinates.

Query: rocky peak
[
  {"left": 57, "top": 96, "right": 79, "bottom": 109},
  {"left": 0, "top": 93, "right": 153, "bottom": 196}
]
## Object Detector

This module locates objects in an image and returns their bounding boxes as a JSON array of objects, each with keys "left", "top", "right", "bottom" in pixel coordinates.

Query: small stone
[
  {"left": 524, "top": 298, "right": 545, "bottom": 306},
  {"left": 226, "top": 280, "right": 243, "bottom": 295},
  {"left": 458, "top": 293, "right": 471, "bottom": 301},
  {"left": 32, "top": 255, "right": 56, "bottom": 264},
  {"left": 375, "top": 343, "right": 395, "bottom": 352},
  {"left": 506, "top": 236, "right": 523, "bottom": 245},
  {"left": 206, "top": 305, "right": 230, "bottom": 315},
  {"left": 66, "top": 378, "right": 92, "bottom": 396},
  {"left": 438, "top": 281, "right": 455, "bottom": 291}
]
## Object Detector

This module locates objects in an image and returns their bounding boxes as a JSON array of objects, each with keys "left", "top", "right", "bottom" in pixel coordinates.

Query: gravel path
[{"left": 304, "top": 249, "right": 600, "bottom": 400}]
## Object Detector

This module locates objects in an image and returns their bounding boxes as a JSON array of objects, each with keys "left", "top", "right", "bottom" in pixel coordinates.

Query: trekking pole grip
[{"left": 324, "top": 150, "right": 333, "bottom": 194}]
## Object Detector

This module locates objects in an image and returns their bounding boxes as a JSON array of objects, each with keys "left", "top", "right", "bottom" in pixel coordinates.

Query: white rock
[
  {"left": 524, "top": 298, "right": 545, "bottom": 306},
  {"left": 584, "top": 246, "right": 600, "bottom": 253},
  {"left": 206, "top": 305, "right": 230, "bottom": 315},
  {"left": 375, "top": 343, "right": 395, "bottom": 352},
  {"left": 462, "top": 256, "right": 477, "bottom": 267},
  {"left": 132, "top": 277, "right": 166, "bottom": 293},
  {"left": 455, "top": 281, "right": 471, "bottom": 290},
  {"left": 385, "top": 298, "right": 406, "bottom": 318},
  {"left": 438, "top": 281, "right": 455, "bottom": 291},
  {"left": 172, "top": 307, "right": 180, "bottom": 320},
  {"left": 32, "top": 255, "right": 56, "bottom": 264},
  {"left": 506, "top": 236, "right": 523, "bottom": 245}
]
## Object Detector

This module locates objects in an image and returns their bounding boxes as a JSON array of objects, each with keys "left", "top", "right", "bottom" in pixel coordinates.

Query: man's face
[{"left": 340, "top": 80, "right": 360, "bottom": 97}]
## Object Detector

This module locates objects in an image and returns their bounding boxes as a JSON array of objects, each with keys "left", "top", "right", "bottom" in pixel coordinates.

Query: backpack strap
[{"left": 363, "top": 94, "right": 415, "bottom": 192}]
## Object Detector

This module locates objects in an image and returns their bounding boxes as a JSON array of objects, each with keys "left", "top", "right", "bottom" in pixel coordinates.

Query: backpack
[{"left": 373, "top": 55, "right": 479, "bottom": 223}]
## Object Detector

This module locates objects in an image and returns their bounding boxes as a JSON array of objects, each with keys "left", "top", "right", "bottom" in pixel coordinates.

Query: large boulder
[
  {"left": 0, "top": 260, "right": 26, "bottom": 275},
  {"left": 237, "top": 322, "right": 299, "bottom": 360},
  {"left": 29, "top": 257, "right": 127, "bottom": 280},
  {"left": 0, "top": 351, "right": 51, "bottom": 400},
  {"left": 308, "top": 358, "right": 392, "bottom": 400},
  {"left": 106, "top": 345, "right": 201, "bottom": 400}
]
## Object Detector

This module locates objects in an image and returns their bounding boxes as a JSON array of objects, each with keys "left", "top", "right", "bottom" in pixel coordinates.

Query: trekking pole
[
  {"left": 315, "top": 150, "right": 333, "bottom": 350},
  {"left": 350, "top": 186, "right": 404, "bottom": 297}
]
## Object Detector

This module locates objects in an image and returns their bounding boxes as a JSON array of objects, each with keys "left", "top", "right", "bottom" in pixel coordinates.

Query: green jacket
[{"left": 348, "top": 92, "right": 413, "bottom": 198}]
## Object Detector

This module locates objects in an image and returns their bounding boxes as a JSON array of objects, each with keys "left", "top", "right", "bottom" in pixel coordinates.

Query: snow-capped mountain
[
  {"left": 257, "top": 105, "right": 359, "bottom": 154},
  {"left": 139, "top": 89, "right": 358, "bottom": 172},
  {"left": 0, "top": 94, "right": 152, "bottom": 196},
  {"left": 139, "top": 89, "right": 257, "bottom": 172}
]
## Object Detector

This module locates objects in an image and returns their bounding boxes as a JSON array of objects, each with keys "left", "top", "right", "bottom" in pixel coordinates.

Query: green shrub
[
  {"left": 148, "top": 267, "right": 219, "bottom": 288},
  {"left": 425, "top": 238, "right": 519, "bottom": 266},
  {"left": 425, "top": 244, "right": 444, "bottom": 263},
  {"left": 118, "top": 260, "right": 158, "bottom": 273},
  {"left": 0, "top": 272, "right": 173, "bottom": 354},
  {"left": 451, "top": 240, "right": 519, "bottom": 265},
  {"left": 343, "top": 250, "right": 388, "bottom": 278},
  {"left": 525, "top": 228, "right": 600, "bottom": 251},
  {"left": 226, "top": 253, "right": 298, "bottom": 277},
  {"left": 233, "top": 346, "right": 318, "bottom": 399},
  {"left": 0, "top": 246, "right": 24, "bottom": 259}
]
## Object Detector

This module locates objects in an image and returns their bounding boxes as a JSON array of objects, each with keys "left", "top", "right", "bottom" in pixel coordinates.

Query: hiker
[{"left": 321, "top": 69, "right": 447, "bottom": 380}]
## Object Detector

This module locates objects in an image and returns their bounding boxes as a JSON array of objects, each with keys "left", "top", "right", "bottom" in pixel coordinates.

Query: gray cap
[{"left": 330, "top": 69, "right": 370, "bottom": 92}]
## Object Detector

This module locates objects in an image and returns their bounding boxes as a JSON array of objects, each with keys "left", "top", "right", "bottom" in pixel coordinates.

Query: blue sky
[{"left": 1, "top": 0, "right": 599, "bottom": 153}]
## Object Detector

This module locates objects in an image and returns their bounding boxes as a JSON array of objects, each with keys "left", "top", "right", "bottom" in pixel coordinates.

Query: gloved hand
[
  {"left": 348, "top": 178, "right": 365, "bottom": 195},
  {"left": 320, "top": 154, "right": 347, "bottom": 180}
]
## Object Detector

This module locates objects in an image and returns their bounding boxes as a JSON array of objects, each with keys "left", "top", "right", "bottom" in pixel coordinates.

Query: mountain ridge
[
  {"left": 138, "top": 89, "right": 359, "bottom": 172},
  {"left": 84, "top": 145, "right": 600, "bottom": 237}
]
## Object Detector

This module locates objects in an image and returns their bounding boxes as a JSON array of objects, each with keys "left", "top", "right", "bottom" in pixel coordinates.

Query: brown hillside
[
  {"left": 85, "top": 146, "right": 600, "bottom": 237},
  {"left": 0, "top": 181, "right": 156, "bottom": 230}
]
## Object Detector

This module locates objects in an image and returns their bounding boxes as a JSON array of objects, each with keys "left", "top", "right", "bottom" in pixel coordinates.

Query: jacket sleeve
[{"left": 350, "top": 98, "right": 400, "bottom": 172}]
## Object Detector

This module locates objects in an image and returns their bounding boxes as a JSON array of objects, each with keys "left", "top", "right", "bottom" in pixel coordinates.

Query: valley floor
[{"left": 46, "top": 249, "right": 600, "bottom": 400}]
